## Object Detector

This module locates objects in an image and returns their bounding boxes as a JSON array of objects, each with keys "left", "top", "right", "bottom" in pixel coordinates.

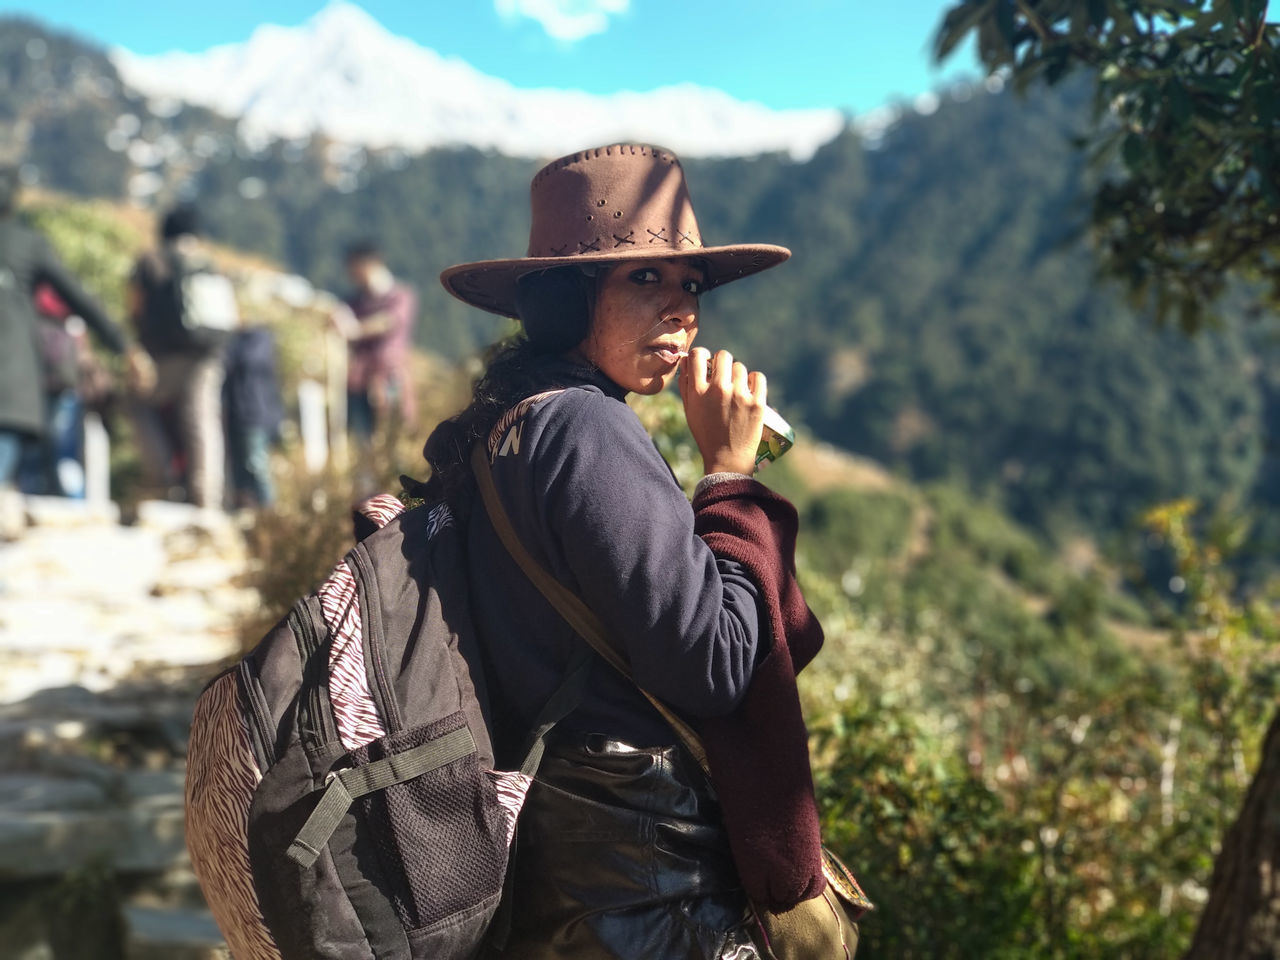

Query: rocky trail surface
[{"left": 0, "top": 497, "right": 258, "bottom": 960}]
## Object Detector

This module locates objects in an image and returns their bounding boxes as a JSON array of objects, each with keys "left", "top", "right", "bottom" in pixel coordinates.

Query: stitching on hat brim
[{"left": 439, "top": 243, "right": 791, "bottom": 319}]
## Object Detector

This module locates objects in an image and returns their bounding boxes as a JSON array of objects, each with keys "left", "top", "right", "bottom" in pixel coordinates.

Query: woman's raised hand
[{"left": 679, "top": 347, "right": 767, "bottom": 477}]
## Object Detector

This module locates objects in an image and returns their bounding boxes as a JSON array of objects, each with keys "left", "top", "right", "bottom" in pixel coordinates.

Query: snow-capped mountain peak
[
  {"left": 303, "top": 0, "right": 386, "bottom": 40},
  {"left": 111, "top": 2, "right": 846, "bottom": 160}
]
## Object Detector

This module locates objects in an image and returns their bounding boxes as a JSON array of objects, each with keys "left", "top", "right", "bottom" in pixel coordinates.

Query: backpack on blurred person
[
  {"left": 137, "top": 244, "right": 238, "bottom": 354},
  {"left": 172, "top": 245, "right": 239, "bottom": 342},
  {"left": 135, "top": 206, "right": 237, "bottom": 356}
]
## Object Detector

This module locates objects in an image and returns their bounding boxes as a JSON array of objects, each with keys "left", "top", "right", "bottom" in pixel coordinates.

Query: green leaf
[
  {"left": 1166, "top": 79, "right": 1192, "bottom": 125},
  {"left": 995, "top": 0, "right": 1017, "bottom": 52},
  {"left": 1069, "top": 3, "right": 1091, "bottom": 40},
  {"left": 1122, "top": 133, "right": 1147, "bottom": 172},
  {"left": 935, "top": 0, "right": 996, "bottom": 62},
  {"left": 1045, "top": 49, "right": 1076, "bottom": 85}
]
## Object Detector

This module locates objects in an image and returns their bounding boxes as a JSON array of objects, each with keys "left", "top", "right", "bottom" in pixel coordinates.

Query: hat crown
[
  {"left": 526, "top": 144, "right": 703, "bottom": 260},
  {"left": 438, "top": 141, "right": 789, "bottom": 318}
]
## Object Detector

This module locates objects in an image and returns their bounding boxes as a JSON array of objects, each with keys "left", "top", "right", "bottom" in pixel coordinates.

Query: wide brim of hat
[{"left": 439, "top": 243, "right": 790, "bottom": 319}]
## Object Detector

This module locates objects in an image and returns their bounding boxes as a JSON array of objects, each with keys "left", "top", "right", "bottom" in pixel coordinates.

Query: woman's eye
[
  {"left": 629, "top": 268, "right": 660, "bottom": 284},
  {"left": 683, "top": 280, "right": 703, "bottom": 296}
]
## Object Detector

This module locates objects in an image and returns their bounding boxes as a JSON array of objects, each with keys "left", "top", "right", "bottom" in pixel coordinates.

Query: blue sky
[{"left": 7, "top": 0, "right": 980, "bottom": 114}]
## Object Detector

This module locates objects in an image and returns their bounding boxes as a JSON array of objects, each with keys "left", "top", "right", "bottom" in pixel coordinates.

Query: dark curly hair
[
  {"left": 161, "top": 203, "right": 202, "bottom": 240},
  {"left": 415, "top": 266, "right": 597, "bottom": 504}
]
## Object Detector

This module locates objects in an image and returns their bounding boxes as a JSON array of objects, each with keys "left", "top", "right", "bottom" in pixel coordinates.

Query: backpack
[
  {"left": 186, "top": 491, "right": 588, "bottom": 960},
  {"left": 140, "top": 246, "right": 238, "bottom": 353},
  {"left": 177, "top": 254, "right": 239, "bottom": 338}
]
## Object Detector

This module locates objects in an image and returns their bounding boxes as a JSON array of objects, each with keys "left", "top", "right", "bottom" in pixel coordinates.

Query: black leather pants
[{"left": 494, "top": 735, "right": 762, "bottom": 959}]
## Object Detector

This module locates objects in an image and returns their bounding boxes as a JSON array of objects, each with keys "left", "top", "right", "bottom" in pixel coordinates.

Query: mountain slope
[{"left": 0, "top": 15, "right": 252, "bottom": 202}]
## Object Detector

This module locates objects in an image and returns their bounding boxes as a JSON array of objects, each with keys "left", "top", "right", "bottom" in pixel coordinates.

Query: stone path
[
  {"left": 0, "top": 496, "right": 256, "bottom": 959},
  {"left": 0, "top": 497, "right": 254, "bottom": 705}
]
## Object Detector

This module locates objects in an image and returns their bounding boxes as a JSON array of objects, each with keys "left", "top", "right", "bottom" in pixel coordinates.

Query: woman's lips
[{"left": 650, "top": 346, "right": 687, "bottom": 366}]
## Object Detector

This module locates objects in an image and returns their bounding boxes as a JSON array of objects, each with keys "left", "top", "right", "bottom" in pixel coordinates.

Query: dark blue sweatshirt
[
  {"left": 468, "top": 360, "right": 763, "bottom": 752},
  {"left": 223, "top": 326, "right": 284, "bottom": 432}
]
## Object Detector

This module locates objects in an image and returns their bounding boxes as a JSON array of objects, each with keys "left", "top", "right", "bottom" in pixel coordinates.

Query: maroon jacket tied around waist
[{"left": 692, "top": 476, "right": 826, "bottom": 911}]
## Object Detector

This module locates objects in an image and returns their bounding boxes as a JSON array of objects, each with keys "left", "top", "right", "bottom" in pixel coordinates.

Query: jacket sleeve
[
  {"left": 33, "top": 235, "right": 127, "bottom": 354},
  {"left": 526, "top": 389, "right": 764, "bottom": 719}
]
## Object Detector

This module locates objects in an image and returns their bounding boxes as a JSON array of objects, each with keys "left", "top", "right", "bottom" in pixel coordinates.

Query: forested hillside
[{"left": 7, "top": 15, "right": 1276, "bottom": 566}]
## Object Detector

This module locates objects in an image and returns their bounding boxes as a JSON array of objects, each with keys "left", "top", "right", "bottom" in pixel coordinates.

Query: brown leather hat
[{"left": 439, "top": 143, "right": 790, "bottom": 318}]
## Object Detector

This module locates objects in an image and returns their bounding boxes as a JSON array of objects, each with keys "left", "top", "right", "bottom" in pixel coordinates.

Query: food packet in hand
[{"left": 756, "top": 404, "right": 796, "bottom": 466}]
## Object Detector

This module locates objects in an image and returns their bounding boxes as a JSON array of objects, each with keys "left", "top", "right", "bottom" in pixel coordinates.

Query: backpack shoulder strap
[{"left": 468, "top": 442, "right": 710, "bottom": 774}]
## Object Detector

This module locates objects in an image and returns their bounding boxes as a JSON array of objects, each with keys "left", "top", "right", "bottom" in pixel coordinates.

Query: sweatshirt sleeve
[
  {"left": 519, "top": 388, "right": 763, "bottom": 719},
  {"left": 32, "top": 235, "right": 127, "bottom": 354}
]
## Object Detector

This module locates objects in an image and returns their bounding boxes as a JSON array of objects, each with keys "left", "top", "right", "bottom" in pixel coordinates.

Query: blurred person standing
[
  {"left": 0, "top": 166, "right": 130, "bottom": 537},
  {"left": 222, "top": 324, "right": 283, "bottom": 509},
  {"left": 331, "top": 241, "right": 418, "bottom": 443},
  {"left": 23, "top": 285, "right": 91, "bottom": 497},
  {"left": 128, "top": 204, "right": 237, "bottom": 509}
]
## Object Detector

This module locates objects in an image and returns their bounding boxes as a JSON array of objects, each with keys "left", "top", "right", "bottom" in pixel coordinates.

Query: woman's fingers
[
  {"left": 688, "top": 346, "right": 711, "bottom": 392},
  {"left": 686, "top": 347, "right": 764, "bottom": 405},
  {"left": 713, "top": 350, "right": 734, "bottom": 391},
  {"left": 681, "top": 348, "right": 767, "bottom": 476}
]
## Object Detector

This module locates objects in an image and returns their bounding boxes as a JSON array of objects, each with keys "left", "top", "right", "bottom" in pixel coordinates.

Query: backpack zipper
[
  {"left": 292, "top": 598, "right": 339, "bottom": 750},
  {"left": 348, "top": 544, "right": 403, "bottom": 733},
  {"left": 237, "top": 657, "right": 276, "bottom": 768}
]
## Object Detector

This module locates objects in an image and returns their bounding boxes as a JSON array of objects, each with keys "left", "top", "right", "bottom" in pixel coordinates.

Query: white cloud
[{"left": 494, "top": 0, "right": 630, "bottom": 42}]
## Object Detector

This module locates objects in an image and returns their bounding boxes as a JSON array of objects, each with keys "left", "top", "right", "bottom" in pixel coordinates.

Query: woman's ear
[{"left": 515, "top": 267, "right": 593, "bottom": 354}]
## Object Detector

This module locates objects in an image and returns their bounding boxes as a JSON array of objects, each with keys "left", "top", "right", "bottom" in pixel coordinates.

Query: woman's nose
[{"left": 664, "top": 290, "right": 698, "bottom": 328}]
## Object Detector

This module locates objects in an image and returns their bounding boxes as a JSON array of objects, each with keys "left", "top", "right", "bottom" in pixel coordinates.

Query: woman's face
[{"left": 577, "top": 258, "right": 704, "bottom": 395}]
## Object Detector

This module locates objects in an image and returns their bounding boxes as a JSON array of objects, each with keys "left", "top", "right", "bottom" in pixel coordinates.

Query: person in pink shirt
[{"left": 331, "top": 241, "right": 418, "bottom": 442}]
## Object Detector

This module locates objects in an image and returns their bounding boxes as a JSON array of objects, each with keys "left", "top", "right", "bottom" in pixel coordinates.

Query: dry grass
[{"left": 787, "top": 439, "right": 897, "bottom": 494}]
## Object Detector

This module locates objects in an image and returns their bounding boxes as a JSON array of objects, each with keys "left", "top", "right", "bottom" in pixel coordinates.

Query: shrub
[{"left": 815, "top": 696, "right": 1038, "bottom": 960}]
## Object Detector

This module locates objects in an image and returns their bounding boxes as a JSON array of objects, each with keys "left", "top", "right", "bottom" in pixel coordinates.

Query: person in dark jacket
[
  {"left": 222, "top": 325, "right": 283, "bottom": 508},
  {"left": 0, "top": 166, "right": 132, "bottom": 535},
  {"left": 427, "top": 144, "right": 836, "bottom": 959}
]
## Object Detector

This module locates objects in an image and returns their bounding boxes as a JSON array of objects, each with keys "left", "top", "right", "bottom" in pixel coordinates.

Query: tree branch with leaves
[{"left": 936, "top": 0, "right": 1280, "bottom": 333}]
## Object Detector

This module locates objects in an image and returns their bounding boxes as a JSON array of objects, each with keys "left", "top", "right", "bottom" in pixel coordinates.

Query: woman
[{"left": 432, "top": 144, "right": 837, "bottom": 958}]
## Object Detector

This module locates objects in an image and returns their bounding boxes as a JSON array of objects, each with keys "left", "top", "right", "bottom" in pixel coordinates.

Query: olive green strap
[
  {"left": 518, "top": 647, "right": 593, "bottom": 777},
  {"left": 286, "top": 725, "right": 476, "bottom": 868},
  {"left": 469, "top": 442, "right": 711, "bottom": 775}
]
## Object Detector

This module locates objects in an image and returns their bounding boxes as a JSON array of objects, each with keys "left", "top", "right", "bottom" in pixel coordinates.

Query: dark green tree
[{"left": 936, "top": 4, "right": 1280, "bottom": 955}]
